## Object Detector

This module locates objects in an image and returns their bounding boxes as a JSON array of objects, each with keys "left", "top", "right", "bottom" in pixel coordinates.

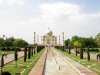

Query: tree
[
  {"left": 4, "top": 40, "right": 12, "bottom": 47},
  {"left": 13, "top": 39, "right": 28, "bottom": 47},
  {"left": 87, "top": 47, "right": 90, "bottom": 61},
  {"left": 68, "top": 44, "right": 71, "bottom": 54},
  {"left": 79, "top": 37, "right": 97, "bottom": 48},
  {"left": 95, "top": 33, "right": 100, "bottom": 40},
  {"left": 24, "top": 47, "right": 27, "bottom": 62},
  {"left": 80, "top": 47, "right": 83, "bottom": 59},
  {"left": 64, "top": 39, "right": 70, "bottom": 48},
  {"left": 14, "top": 48, "right": 18, "bottom": 67},
  {"left": 95, "top": 33, "right": 100, "bottom": 47},
  {"left": 0, "top": 37, "right": 4, "bottom": 47},
  {"left": 1, "top": 55, "right": 4, "bottom": 74},
  {"left": 74, "top": 41, "right": 82, "bottom": 56},
  {"left": 71, "top": 36, "right": 79, "bottom": 43},
  {"left": 7, "top": 37, "right": 15, "bottom": 42}
]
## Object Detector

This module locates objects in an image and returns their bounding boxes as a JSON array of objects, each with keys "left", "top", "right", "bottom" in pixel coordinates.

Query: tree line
[
  {"left": 0, "top": 36, "right": 28, "bottom": 50},
  {"left": 64, "top": 33, "right": 100, "bottom": 48}
]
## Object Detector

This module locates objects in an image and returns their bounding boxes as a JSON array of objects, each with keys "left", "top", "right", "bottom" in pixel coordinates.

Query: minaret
[
  {"left": 34, "top": 32, "right": 36, "bottom": 44},
  {"left": 62, "top": 32, "right": 64, "bottom": 46},
  {"left": 59, "top": 35, "right": 60, "bottom": 45},
  {"left": 37, "top": 35, "right": 39, "bottom": 44}
]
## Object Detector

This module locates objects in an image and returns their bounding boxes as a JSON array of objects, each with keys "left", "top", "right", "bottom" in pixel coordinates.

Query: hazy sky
[{"left": 0, "top": 0, "right": 100, "bottom": 44}]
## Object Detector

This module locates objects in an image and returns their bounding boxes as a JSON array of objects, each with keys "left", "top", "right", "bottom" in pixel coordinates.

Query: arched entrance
[{"left": 47, "top": 38, "right": 50, "bottom": 44}]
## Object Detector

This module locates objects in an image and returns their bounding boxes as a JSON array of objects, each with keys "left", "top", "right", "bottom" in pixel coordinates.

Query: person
[
  {"left": 2, "top": 71, "right": 11, "bottom": 75},
  {"left": 96, "top": 52, "right": 99, "bottom": 60}
]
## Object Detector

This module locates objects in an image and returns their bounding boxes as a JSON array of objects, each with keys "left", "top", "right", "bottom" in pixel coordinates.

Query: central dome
[{"left": 45, "top": 28, "right": 53, "bottom": 36}]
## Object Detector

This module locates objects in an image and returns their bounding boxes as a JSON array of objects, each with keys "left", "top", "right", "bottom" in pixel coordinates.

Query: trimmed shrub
[
  {"left": 11, "top": 48, "right": 15, "bottom": 51},
  {"left": 90, "top": 49, "right": 99, "bottom": 52},
  {"left": 16, "top": 48, "right": 21, "bottom": 51},
  {"left": 6, "top": 47, "right": 11, "bottom": 51},
  {"left": 1, "top": 47, "right": 6, "bottom": 51}
]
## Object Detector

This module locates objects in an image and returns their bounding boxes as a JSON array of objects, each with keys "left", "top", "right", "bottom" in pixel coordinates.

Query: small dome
[{"left": 45, "top": 28, "right": 53, "bottom": 36}]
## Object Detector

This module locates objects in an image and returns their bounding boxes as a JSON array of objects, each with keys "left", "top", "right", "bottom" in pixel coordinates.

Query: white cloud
[
  {"left": 27, "top": 2, "right": 100, "bottom": 29},
  {"left": 38, "top": 2, "right": 80, "bottom": 19},
  {"left": 7, "top": 0, "right": 24, "bottom": 6},
  {"left": 26, "top": 2, "right": 100, "bottom": 40},
  {"left": 0, "top": 0, "right": 4, "bottom": 4},
  {"left": 0, "top": 0, "right": 24, "bottom": 6}
]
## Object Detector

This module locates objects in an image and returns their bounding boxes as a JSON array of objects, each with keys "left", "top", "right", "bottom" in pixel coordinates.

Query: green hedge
[{"left": 89, "top": 49, "right": 99, "bottom": 52}]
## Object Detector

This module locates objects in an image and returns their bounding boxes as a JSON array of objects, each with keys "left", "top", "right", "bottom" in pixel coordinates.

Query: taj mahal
[{"left": 34, "top": 27, "right": 64, "bottom": 46}]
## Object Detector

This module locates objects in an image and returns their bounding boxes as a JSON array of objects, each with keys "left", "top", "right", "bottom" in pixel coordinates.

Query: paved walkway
[
  {"left": 57, "top": 49, "right": 98, "bottom": 75},
  {"left": 28, "top": 48, "right": 98, "bottom": 75},
  {"left": 44, "top": 48, "right": 80, "bottom": 75},
  {"left": 71, "top": 50, "right": 98, "bottom": 61},
  {"left": 0, "top": 51, "right": 24, "bottom": 64}
]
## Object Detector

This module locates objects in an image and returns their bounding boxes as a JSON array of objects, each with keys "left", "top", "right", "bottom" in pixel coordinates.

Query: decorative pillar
[
  {"left": 62, "top": 32, "right": 64, "bottom": 46},
  {"left": 59, "top": 35, "right": 60, "bottom": 45},
  {"left": 56, "top": 36, "right": 57, "bottom": 44},
  {"left": 37, "top": 35, "right": 39, "bottom": 44},
  {"left": 41, "top": 36, "right": 42, "bottom": 44},
  {"left": 34, "top": 32, "right": 36, "bottom": 44}
]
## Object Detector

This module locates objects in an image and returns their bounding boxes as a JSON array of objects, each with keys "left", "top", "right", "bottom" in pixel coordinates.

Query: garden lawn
[
  {"left": 90, "top": 52, "right": 97, "bottom": 54},
  {"left": 1, "top": 49, "right": 45, "bottom": 75},
  {"left": 56, "top": 49, "right": 100, "bottom": 75}
]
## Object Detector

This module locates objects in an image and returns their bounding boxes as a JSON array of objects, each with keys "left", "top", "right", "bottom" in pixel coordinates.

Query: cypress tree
[
  {"left": 76, "top": 47, "right": 77, "bottom": 56},
  {"left": 80, "top": 47, "right": 83, "bottom": 59},
  {"left": 87, "top": 47, "right": 90, "bottom": 61},
  {"left": 68, "top": 45, "right": 71, "bottom": 54},
  {"left": 14, "top": 48, "right": 18, "bottom": 61},
  {"left": 14, "top": 47, "right": 18, "bottom": 67},
  {"left": 24, "top": 47, "right": 27, "bottom": 62}
]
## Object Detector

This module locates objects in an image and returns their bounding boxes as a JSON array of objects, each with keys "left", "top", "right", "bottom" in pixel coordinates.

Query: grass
[
  {"left": 1, "top": 49, "right": 45, "bottom": 75},
  {"left": 56, "top": 49, "right": 100, "bottom": 75},
  {"left": 0, "top": 50, "right": 15, "bottom": 56},
  {"left": 90, "top": 52, "right": 97, "bottom": 54},
  {"left": 0, "top": 50, "right": 21, "bottom": 56}
]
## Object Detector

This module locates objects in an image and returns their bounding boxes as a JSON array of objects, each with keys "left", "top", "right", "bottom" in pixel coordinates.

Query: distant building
[{"left": 34, "top": 27, "right": 64, "bottom": 46}]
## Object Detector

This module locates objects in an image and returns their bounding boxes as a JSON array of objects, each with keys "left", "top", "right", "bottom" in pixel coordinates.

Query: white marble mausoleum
[{"left": 34, "top": 28, "right": 64, "bottom": 46}]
